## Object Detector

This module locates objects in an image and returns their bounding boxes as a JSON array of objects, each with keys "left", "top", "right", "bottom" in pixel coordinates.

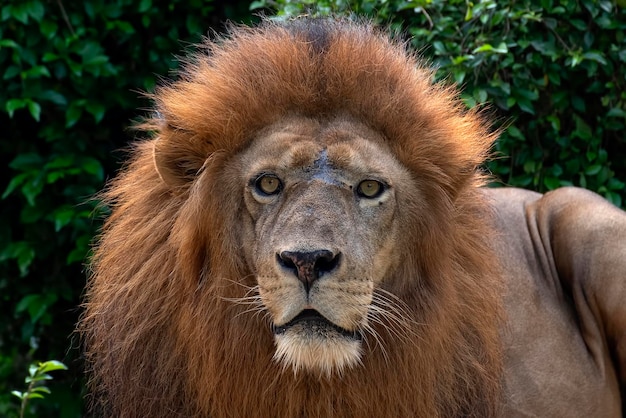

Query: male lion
[{"left": 81, "top": 18, "right": 626, "bottom": 417}]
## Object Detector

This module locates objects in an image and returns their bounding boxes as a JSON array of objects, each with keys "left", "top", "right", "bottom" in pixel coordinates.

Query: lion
[{"left": 81, "top": 18, "right": 626, "bottom": 417}]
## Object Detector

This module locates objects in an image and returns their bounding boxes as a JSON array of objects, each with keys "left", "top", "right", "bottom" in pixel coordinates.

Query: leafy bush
[
  {"left": 0, "top": 1, "right": 251, "bottom": 416},
  {"left": 254, "top": 0, "right": 626, "bottom": 206}
]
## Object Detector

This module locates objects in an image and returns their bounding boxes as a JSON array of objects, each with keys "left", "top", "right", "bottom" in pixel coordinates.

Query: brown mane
[{"left": 82, "top": 18, "right": 503, "bottom": 417}]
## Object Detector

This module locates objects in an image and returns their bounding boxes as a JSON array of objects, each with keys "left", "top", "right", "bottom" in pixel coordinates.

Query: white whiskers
[
  {"left": 220, "top": 280, "right": 271, "bottom": 324},
  {"left": 361, "top": 288, "right": 426, "bottom": 361}
]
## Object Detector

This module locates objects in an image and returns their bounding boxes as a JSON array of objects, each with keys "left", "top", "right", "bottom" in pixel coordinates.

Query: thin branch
[{"left": 56, "top": 0, "right": 75, "bottom": 36}]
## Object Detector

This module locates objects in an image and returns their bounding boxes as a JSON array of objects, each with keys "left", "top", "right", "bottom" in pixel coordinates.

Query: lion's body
[
  {"left": 81, "top": 18, "right": 626, "bottom": 417},
  {"left": 489, "top": 187, "right": 625, "bottom": 416}
]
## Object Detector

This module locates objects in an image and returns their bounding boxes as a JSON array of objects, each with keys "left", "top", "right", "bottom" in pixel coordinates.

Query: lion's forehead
[{"left": 240, "top": 117, "right": 401, "bottom": 179}]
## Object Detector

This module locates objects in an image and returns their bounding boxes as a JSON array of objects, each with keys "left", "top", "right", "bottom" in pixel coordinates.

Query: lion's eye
[
  {"left": 357, "top": 180, "right": 384, "bottom": 198},
  {"left": 255, "top": 174, "right": 282, "bottom": 195}
]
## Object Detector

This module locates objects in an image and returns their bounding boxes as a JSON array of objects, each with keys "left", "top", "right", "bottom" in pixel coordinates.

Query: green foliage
[
  {"left": 253, "top": 0, "right": 626, "bottom": 206},
  {"left": 0, "top": 0, "right": 251, "bottom": 416},
  {"left": 11, "top": 360, "right": 67, "bottom": 418}
]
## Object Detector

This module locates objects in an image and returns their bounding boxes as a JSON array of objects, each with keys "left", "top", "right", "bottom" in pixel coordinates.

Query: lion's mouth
[{"left": 273, "top": 309, "right": 362, "bottom": 341}]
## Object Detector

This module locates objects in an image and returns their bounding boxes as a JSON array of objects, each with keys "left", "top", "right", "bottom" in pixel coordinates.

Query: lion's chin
[{"left": 272, "top": 310, "right": 363, "bottom": 376}]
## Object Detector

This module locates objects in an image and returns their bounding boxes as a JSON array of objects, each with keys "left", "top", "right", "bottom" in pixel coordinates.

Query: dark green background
[{"left": 2, "top": 0, "right": 624, "bottom": 415}]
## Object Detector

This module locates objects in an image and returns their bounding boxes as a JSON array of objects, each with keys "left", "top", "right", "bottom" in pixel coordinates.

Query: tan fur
[{"left": 81, "top": 18, "right": 505, "bottom": 417}]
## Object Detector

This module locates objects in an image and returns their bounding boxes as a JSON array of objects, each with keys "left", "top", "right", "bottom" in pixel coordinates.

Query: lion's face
[{"left": 236, "top": 116, "right": 412, "bottom": 375}]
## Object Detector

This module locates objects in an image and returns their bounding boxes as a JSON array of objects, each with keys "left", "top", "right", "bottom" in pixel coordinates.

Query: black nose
[{"left": 278, "top": 250, "right": 341, "bottom": 291}]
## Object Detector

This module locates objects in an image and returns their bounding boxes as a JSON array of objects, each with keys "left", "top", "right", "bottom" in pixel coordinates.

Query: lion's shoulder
[{"left": 484, "top": 186, "right": 625, "bottom": 416}]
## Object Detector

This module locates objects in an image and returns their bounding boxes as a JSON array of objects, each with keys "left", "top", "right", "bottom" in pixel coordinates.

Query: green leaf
[
  {"left": 569, "top": 52, "right": 584, "bottom": 67},
  {"left": 9, "top": 153, "right": 43, "bottom": 170},
  {"left": 111, "top": 20, "right": 135, "bottom": 35},
  {"left": 186, "top": 14, "right": 204, "bottom": 35},
  {"left": 3, "top": 65, "right": 21, "bottom": 79},
  {"left": 492, "top": 42, "right": 508, "bottom": 54},
  {"left": 452, "top": 68, "right": 466, "bottom": 84},
  {"left": 141, "top": 14, "right": 151, "bottom": 27},
  {"left": 473, "top": 88, "right": 488, "bottom": 103},
  {"left": 26, "top": 374, "right": 53, "bottom": 383},
  {"left": 51, "top": 206, "right": 75, "bottom": 232},
  {"left": 66, "top": 102, "right": 84, "bottom": 128},
  {"left": 249, "top": 0, "right": 265, "bottom": 10},
  {"left": 570, "top": 19, "right": 587, "bottom": 31},
  {"left": 572, "top": 96, "right": 586, "bottom": 112},
  {"left": 506, "top": 97, "right": 516, "bottom": 109},
  {"left": 606, "top": 108, "right": 625, "bottom": 118},
  {"left": 11, "top": 2, "right": 29, "bottom": 23},
  {"left": 543, "top": 177, "right": 560, "bottom": 190},
  {"left": 27, "top": 100, "right": 41, "bottom": 121},
  {"left": 26, "top": 0, "right": 45, "bottom": 21},
  {"left": 0, "top": 39, "right": 19, "bottom": 49},
  {"left": 67, "top": 234, "right": 92, "bottom": 264},
  {"left": 2, "top": 173, "right": 29, "bottom": 199},
  {"left": 42, "top": 52, "right": 58, "bottom": 62},
  {"left": 84, "top": 1, "right": 95, "bottom": 18},
  {"left": 22, "top": 65, "right": 51, "bottom": 79},
  {"left": 79, "top": 156, "right": 104, "bottom": 178},
  {"left": 546, "top": 115, "right": 561, "bottom": 131},
  {"left": 585, "top": 164, "right": 602, "bottom": 175},
  {"left": 1, "top": 5, "right": 9, "bottom": 20},
  {"left": 461, "top": 93, "right": 477, "bottom": 108},
  {"left": 600, "top": 0, "right": 613, "bottom": 12},
  {"left": 550, "top": 164, "right": 564, "bottom": 177},
  {"left": 514, "top": 88, "right": 539, "bottom": 101},
  {"left": 45, "top": 154, "right": 74, "bottom": 169},
  {"left": 86, "top": 102, "right": 106, "bottom": 123},
  {"left": 506, "top": 125, "right": 525, "bottom": 141},
  {"left": 516, "top": 97, "right": 535, "bottom": 114},
  {"left": 38, "top": 360, "right": 68, "bottom": 373},
  {"left": 21, "top": 173, "right": 45, "bottom": 206},
  {"left": 28, "top": 363, "right": 38, "bottom": 377},
  {"left": 11, "top": 242, "right": 35, "bottom": 276},
  {"left": 608, "top": 178, "right": 626, "bottom": 190},
  {"left": 605, "top": 191, "right": 622, "bottom": 207},
  {"left": 11, "top": 390, "right": 24, "bottom": 400},
  {"left": 16, "top": 293, "right": 58, "bottom": 323},
  {"left": 40, "top": 20, "right": 58, "bottom": 38},
  {"left": 573, "top": 115, "right": 592, "bottom": 139},
  {"left": 68, "top": 60, "right": 83, "bottom": 76},
  {"left": 38, "top": 90, "right": 67, "bottom": 106},
  {"left": 83, "top": 55, "right": 109, "bottom": 66},
  {"left": 582, "top": 51, "right": 607, "bottom": 65},
  {"left": 473, "top": 44, "right": 493, "bottom": 53},
  {"left": 30, "top": 386, "right": 52, "bottom": 394},
  {"left": 6, "top": 98, "right": 27, "bottom": 117},
  {"left": 523, "top": 160, "right": 536, "bottom": 173},
  {"left": 20, "top": 204, "right": 44, "bottom": 224},
  {"left": 138, "top": 0, "right": 153, "bottom": 13}
]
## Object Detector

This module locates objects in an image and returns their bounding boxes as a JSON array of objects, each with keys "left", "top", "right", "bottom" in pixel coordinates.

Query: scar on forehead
[
  {"left": 287, "top": 141, "right": 359, "bottom": 172},
  {"left": 284, "top": 137, "right": 371, "bottom": 172}
]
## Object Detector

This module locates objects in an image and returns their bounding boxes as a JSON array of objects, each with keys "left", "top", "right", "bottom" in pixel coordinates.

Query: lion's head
[
  {"left": 237, "top": 117, "right": 415, "bottom": 375},
  {"left": 82, "top": 18, "right": 503, "bottom": 417}
]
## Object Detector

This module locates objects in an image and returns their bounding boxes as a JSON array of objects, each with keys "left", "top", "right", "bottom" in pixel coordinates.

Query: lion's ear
[{"left": 153, "top": 132, "right": 208, "bottom": 189}]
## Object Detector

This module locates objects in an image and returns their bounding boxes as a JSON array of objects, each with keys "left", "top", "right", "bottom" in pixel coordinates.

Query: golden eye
[
  {"left": 357, "top": 180, "right": 384, "bottom": 198},
  {"left": 255, "top": 174, "right": 282, "bottom": 195}
]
